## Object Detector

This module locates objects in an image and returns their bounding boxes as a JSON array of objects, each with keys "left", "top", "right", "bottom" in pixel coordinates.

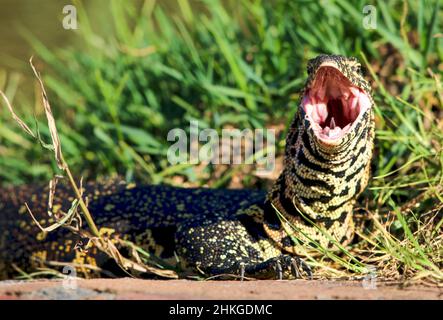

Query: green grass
[{"left": 0, "top": 0, "right": 442, "bottom": 282}]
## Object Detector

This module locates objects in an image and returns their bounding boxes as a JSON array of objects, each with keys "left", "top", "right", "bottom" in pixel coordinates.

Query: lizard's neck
[{"left": 262, "top": 108, "right": 374, "bottom": 254}]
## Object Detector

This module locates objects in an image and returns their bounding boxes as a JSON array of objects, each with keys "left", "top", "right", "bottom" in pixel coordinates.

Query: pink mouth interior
[{"left": 302, "top": 66, "right": 371, "bottom": 142}]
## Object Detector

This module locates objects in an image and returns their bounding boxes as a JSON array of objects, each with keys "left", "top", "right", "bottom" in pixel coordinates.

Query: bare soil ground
[{"left": 0, "top": 278, "right": 441, "bottom": 300}]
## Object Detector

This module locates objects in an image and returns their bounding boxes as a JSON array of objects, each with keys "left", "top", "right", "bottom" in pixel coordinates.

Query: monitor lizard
[{"left": 0, "top": 54, "right": 375, "bottom": 280}]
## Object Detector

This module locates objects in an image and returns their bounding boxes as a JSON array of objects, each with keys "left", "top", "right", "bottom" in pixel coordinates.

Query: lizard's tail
[
  {"left": 0, "top": 178, "right": 129, "bottom": 279},
  {"left": 0, "top": 184, "right": 42, "bottom": 278}
]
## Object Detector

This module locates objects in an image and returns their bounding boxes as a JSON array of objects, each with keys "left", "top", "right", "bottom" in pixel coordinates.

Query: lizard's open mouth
[{"left": 302, "top": 65, "right": 371, "bottom": 143}]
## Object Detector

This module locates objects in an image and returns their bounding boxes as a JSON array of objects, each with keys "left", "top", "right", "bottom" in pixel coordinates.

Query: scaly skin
[
  {"left": 264, "top": 54, "right": 375, "bottom": 255},
  {"left": 0, "top": 55, "right": 374, "bottom": 279}
]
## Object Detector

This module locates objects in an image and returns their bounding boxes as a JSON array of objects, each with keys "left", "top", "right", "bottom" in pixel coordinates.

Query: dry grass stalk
[{"left": 0, "top": 57, "right": 178, "bottom": 279}]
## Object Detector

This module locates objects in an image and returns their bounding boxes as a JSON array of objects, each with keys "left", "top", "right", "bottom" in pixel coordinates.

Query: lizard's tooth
[
  {"left": 328, "top": 127, "right": 341, "bottom": 138},
  {"left": 324, "top": 126, "right": 330, "bottom": 136},
  {"left": 349, "top": 95, "right": 358, "bottom": 119},
  {"left": 317, "top": 102, "right": 328, "bottom": 122},
  {"left": 350, "top": 95, "right": 358, "bottom": 109},
  {"left": 358, "top": 90, "right": 371, "bottom": 110},
  {"left": 350, "top": 86, "right": 360, "bottom": 96},
  {"left": 304, "top": 101, "right": 313, "bottom": 114},
  {"left": 330, "top": 117, "right": 336, "bottom": 129}
]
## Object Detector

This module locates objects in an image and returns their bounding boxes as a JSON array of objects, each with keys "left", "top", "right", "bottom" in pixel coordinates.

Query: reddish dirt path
[{"left": 0, "top": 278, "right": 441, "bottom": 300}]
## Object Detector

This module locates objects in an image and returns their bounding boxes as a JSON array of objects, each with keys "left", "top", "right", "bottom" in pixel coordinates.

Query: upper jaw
[{"left": 302, "top": 65, "right": 371, "bottom": 146}]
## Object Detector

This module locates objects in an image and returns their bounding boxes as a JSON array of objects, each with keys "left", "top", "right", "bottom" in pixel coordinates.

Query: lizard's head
[{"left": 301, "top": 54, "right": 372, "bottom": 148}]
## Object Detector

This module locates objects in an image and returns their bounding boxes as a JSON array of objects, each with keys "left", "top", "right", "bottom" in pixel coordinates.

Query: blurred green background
[{"left": 0, "top": 0, "right": 441, "bottom": 197}]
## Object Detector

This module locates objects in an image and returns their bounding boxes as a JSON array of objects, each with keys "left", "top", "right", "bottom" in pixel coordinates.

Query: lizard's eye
[{"left": 302, "top": 65, "right": 371, "bottom": 145}]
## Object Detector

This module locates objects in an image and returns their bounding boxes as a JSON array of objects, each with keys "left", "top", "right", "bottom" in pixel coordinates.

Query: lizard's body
[
  {"left": 0, "top": 55, "right": 375, "bottom": 279},
  {"left": 1, "top": 183, "right": 279, "bottom": 278}
]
